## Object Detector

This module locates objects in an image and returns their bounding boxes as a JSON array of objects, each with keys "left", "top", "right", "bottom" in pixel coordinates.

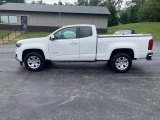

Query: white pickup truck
[{"left": 15, "top": 24, "right": 153, "bottom": 73}]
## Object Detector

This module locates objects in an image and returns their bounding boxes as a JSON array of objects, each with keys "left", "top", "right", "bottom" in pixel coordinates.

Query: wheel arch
[
  {"left": 110, "top": 48, "right": 135, "bottom": 60},
  {"left": 22, "top": 49, "right": 45, "bottom": 62}
]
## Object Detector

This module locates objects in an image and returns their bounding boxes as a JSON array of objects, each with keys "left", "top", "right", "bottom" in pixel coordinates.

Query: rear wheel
[
  {"left": 110, "top": 53, "right": 132, "bottom": 73},
  {"left": 24, "top": 52, "right": 45, "bottom": 71}
]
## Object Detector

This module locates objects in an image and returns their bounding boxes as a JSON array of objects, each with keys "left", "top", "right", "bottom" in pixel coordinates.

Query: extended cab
[{"left": 15, "top": 24, "right": 153, "bottom": 73}]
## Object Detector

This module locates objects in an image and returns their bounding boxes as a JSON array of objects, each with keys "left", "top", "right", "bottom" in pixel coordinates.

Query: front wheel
[
  {"left": 24, "top": 52, "right": 45, "bottom": 71},
  {"left": 110, "top": 53, "right": 132, "bottom": 73}
]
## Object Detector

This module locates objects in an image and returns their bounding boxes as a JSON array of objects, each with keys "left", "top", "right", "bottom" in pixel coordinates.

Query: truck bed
[
  {"left": 98, "top": 34, "right": 151, "bottom": 38},
  {"left": 96, "top": 34, "right": 152, "bottom": 61}
]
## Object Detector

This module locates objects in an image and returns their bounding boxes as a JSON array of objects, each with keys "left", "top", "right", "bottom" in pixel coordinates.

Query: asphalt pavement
[{"left": 0, "top": 42, "right": 160, "bottom": 120}]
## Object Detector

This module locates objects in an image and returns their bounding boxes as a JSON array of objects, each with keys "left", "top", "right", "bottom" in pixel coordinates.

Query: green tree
[
  {"left": 128, "top": 5, "right": 139, "bottom": 23},
  {"left": 89, "top": 0, "right": 101, "bottom": 6},
  {"left": 100, "top": 0, "right": 123, "bottom": 26},
  {"left": 6, "top": 0, "right": 25, "bottom": 3},
  {"left": 58, "top": 0, "right": 63, "bottom": 5},
  {"left": 0, "top": 0, "right": 4, "bottom": 5},
  {"left": 107, "top": 1, "right": 119, "bottom": 26},
  {"left": 138, "top": 0, "right": 160, "bottom": 22},
  {"left": 31, "top": 1, "right": 35, "bottom": 4},
  {"left": 76, "top": 0, "right": 88, "bottom": 6},
  {"left": 120, "top": 0, "right": 145, "bottom": 24},
  {"left": 37, "top": 0, "right": 43, "bottom": 4},
  {"left": 119, "top": 10, "right": 129, "bottom": 24},
  {"left": 131, "top": 0, "right": 145, "bottom": 5}
]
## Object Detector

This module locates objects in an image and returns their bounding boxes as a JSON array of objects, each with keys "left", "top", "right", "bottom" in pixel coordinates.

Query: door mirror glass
[{"left": 50, "top": 34, "right": 55, "bottom": 40}]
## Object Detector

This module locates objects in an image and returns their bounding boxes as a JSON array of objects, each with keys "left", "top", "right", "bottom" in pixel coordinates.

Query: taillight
[{"left": 148, "top": 39, "right": 153, "bottom": 50}]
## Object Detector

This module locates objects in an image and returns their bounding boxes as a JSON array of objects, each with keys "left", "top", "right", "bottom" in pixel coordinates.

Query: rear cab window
[{"left": 79, "top": 26, "right": 93, "bottom": 38}]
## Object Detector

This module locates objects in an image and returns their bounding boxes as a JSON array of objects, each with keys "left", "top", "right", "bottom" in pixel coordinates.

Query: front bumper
[
  {"left": 15, "top": 47, "right": 23, "bottom": 62},
  {"left": 15, "top": 53, "right": 20, "bottom": 61},
  {"left": 146, "top": 53, "right": 153, "bottom": 60},
  {"left": 15, "top": 53, "right": 23, "bottom": 66}
]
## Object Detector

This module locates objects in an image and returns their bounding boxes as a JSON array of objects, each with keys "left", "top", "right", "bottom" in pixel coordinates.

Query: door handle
[{"left": 70, "top": 42, "right": 78, "bottom": 45}]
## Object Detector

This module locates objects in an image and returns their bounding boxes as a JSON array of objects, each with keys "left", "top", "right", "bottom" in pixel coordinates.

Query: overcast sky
[{"left": 26, "top": 0, "right": 77, "bottom": 4}]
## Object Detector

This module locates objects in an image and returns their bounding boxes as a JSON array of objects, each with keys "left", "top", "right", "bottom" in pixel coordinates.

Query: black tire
[
  {"left": 110, "top": 53, "right": 132, "bottom": 73},
  {"left": 45, "top": 60, "right": 52, "bottom": 68},
  {"left": 24, "top": 52, "right": 45, "bottom": 71},
  {"left": 107, "top": 60, "right": 111, "bottom": 68}
]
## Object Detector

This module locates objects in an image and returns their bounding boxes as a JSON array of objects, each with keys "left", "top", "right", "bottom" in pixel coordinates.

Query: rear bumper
[{"left": 146, "top": 53, "right": 153, "bottom": 60}]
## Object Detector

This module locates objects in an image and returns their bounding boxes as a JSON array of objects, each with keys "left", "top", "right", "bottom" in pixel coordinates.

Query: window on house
[
  {"left": 0, "top": 16, "right": 18, "bottom": 24},
  {"left": 0, "top": 16, "right": 9, "bottom": 24},
  {"left": 9, "top": 16, "right": 17, "bottom": 24}
]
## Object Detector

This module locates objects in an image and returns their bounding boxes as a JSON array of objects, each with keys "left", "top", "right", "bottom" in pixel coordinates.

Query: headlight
[{"left": 16, "top": 43, "right": 22, "bottom": 48}]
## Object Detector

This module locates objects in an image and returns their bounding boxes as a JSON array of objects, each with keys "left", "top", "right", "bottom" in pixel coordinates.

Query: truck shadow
[{"left": 43, "top": 61, "right": 145, "bottom": 74}]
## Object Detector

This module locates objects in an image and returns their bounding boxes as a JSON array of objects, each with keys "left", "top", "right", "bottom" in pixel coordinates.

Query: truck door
[
  {"left": 49, "top": 27, "right": 79, "bottom": 61},
  {"left": 79, "top": 26, "right": 97, "bottom": 61}
]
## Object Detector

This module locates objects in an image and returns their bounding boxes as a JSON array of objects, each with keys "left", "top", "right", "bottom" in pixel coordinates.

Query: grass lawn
[
  {"left": 12, "top": 31, "right": 51, "bottom": 43},
  {"left": 0, "top": 30, "right": 13, "bottom": 40},
  {"left": 107, "top": 22, "right": 160, "bottom": 40}
]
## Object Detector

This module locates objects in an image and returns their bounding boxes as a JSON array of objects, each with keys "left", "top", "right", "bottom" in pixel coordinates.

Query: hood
[{"left": 17, "top": 37, "right": 48, "bottom": 44}]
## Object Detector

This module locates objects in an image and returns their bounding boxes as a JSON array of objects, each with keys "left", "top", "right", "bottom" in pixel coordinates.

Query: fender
[
  {"left": 106, "top": 41, "right": 137, "bottom": 60},
  {"left": 16, "top": 37, "right": 51, "bottom": 62},
  {"left": 22, "top": 42, "right": 50, "bottom": 60}
]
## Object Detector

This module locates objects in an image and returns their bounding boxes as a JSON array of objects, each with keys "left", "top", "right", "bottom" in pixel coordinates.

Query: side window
[
  {"left": 54, "top": 27, "right": 77, "bottom": 40},
  {"left": 80, "top": 26, "right": 93, "bottom": 38},
  {"left": 0, "top": 16, "right": 18, "bottom": 24}
]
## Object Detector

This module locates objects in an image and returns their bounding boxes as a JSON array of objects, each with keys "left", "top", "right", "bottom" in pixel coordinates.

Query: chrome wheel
[
  {"left": 115, "top": 57, "right": 129, "bottom": 71},
  {"left": 27, "top": 56, "right": 41, "bottom": 69}
]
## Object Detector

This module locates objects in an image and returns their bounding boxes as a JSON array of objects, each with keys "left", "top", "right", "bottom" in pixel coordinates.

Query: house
[{"left": 0, "top": 3, "right": 110, "bottom": 33}]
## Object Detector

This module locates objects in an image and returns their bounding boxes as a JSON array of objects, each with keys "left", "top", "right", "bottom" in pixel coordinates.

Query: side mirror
[{"left": 50, "top": 34, "right": 55, "bottom": 41}]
